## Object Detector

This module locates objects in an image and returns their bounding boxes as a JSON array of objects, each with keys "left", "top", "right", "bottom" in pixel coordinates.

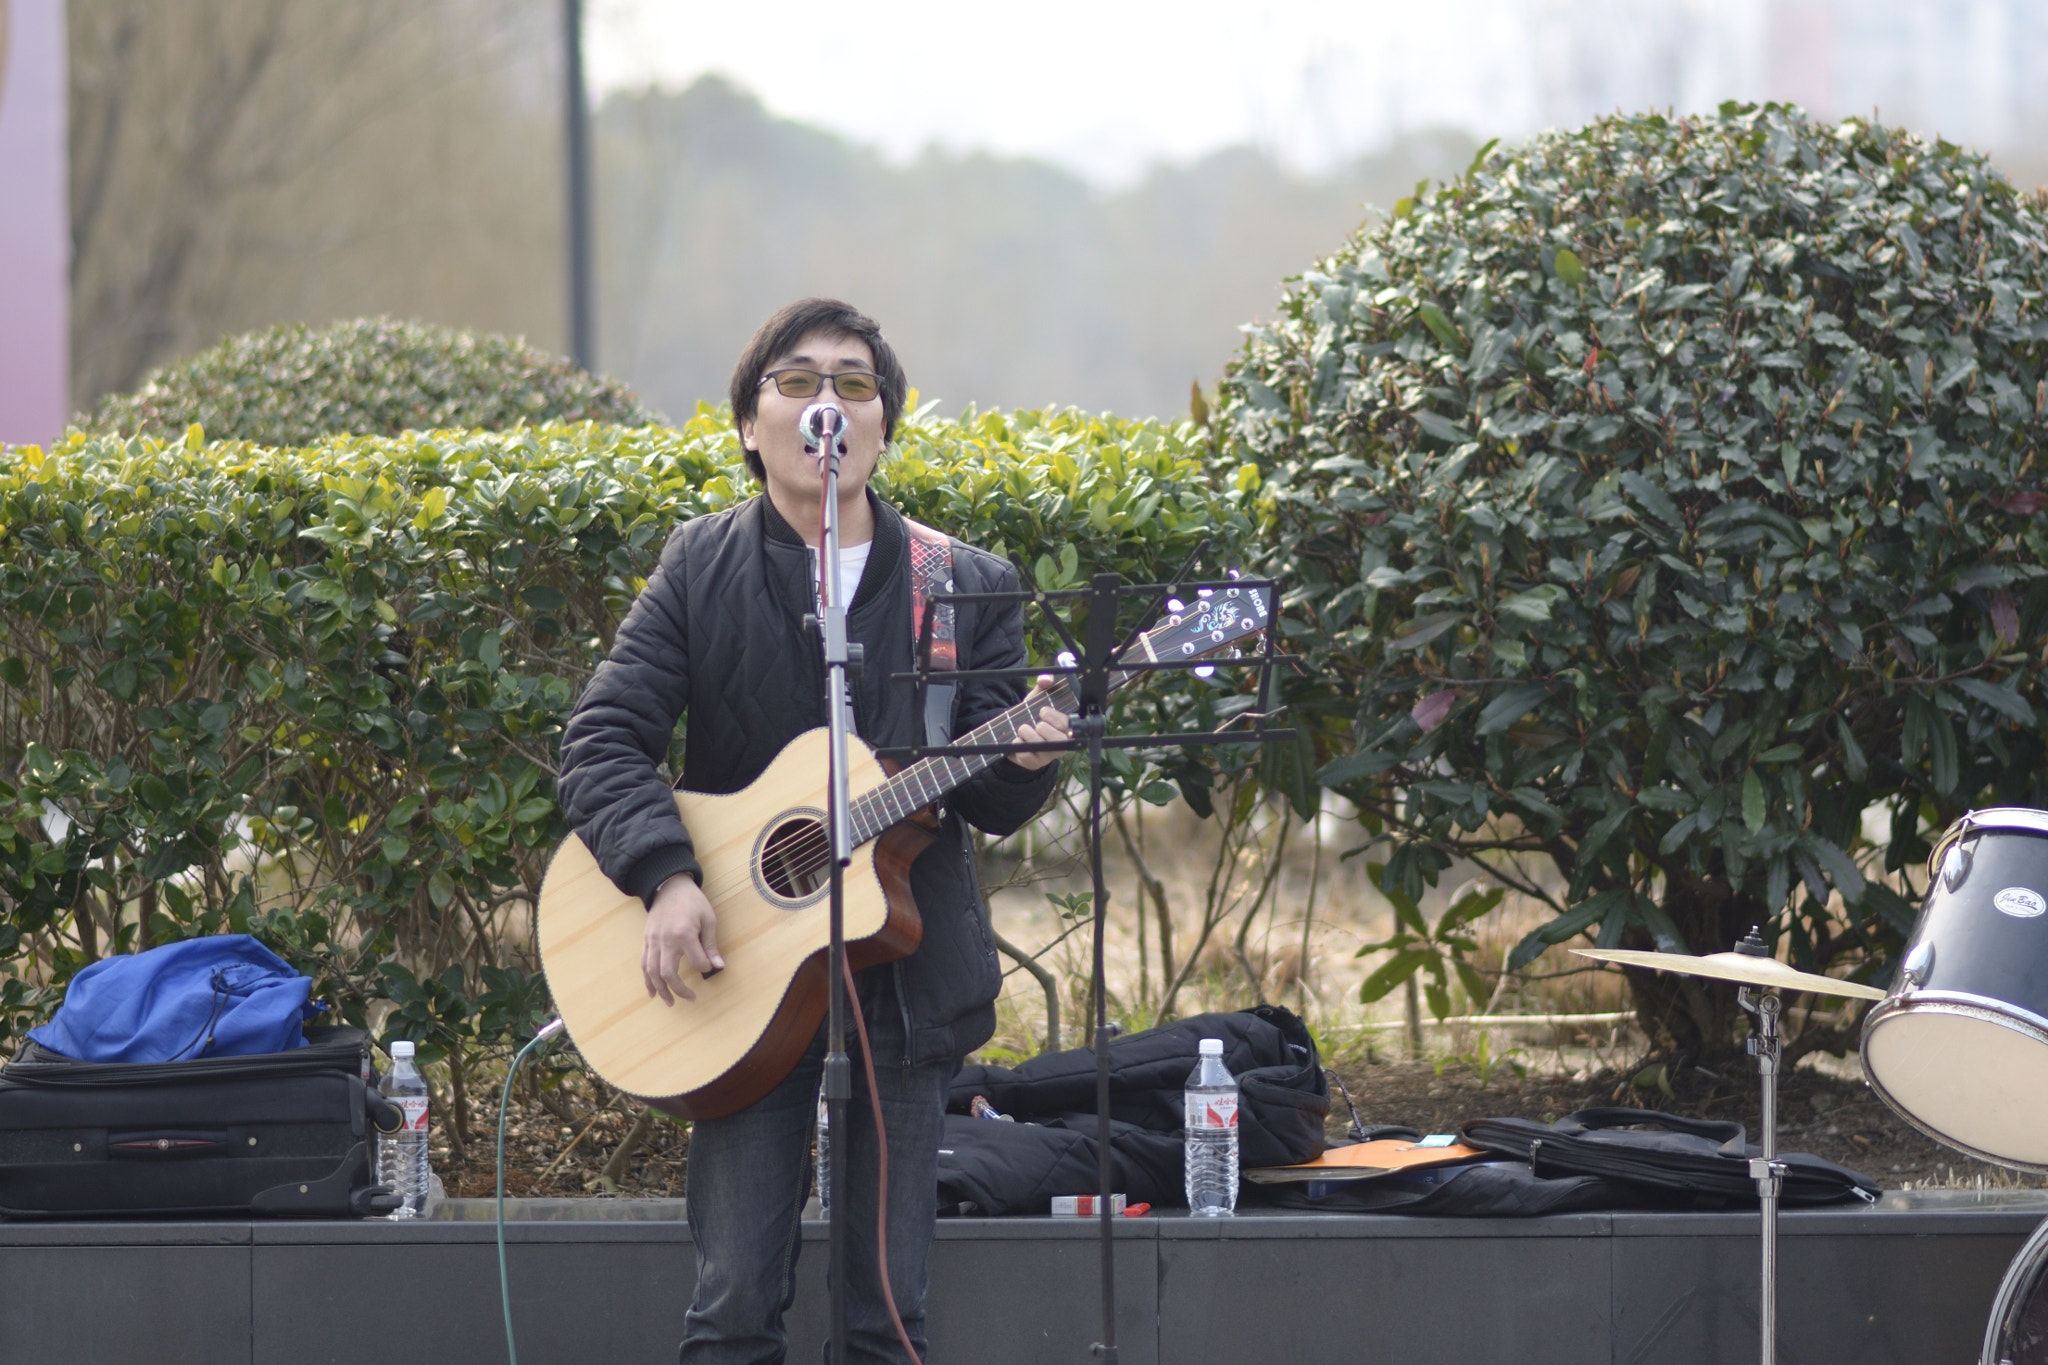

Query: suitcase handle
[
  {"left": 109, "top": 1129, "right": 227, "bottom": 1158},
  {"left": 366, "top": 1090, "right": 405, "bottom": 1134}
]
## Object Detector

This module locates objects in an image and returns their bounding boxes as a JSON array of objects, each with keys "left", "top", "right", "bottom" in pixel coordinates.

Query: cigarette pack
[{"left": 1049, "top": 1193, "right": 1127, "bottom": 1217}]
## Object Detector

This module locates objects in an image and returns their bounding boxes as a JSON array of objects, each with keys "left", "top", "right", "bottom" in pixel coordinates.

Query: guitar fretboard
[
  {"left": 846, "top": 672, "right": 1122, "bottom": 845},
  {"left": 844, "top": 582, "right": 1268, "bottom": 844}
]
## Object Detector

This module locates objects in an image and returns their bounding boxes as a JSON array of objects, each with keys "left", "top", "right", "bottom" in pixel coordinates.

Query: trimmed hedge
[
  {"left": 81, "top": 318, "right": 661, "bottom": 447},
  {"left": 0, "top": 407, "right": 1254, "bottom": 1055}
]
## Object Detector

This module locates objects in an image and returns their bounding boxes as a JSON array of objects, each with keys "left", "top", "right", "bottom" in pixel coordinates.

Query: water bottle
[
  {"left": 814, "top": 1085, "right": 831, "bottom": 1217},
  {"left": 1183, "top": 1037, "right": 1239, "bottom": 1217},
  {"left": 378, "top": 1040, "right": 431, "bottom": 1219}
]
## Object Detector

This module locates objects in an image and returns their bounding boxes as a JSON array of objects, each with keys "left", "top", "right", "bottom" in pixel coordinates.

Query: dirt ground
[{"left": 432, "top": 1040, "right": 2037, "bottom": 1202}]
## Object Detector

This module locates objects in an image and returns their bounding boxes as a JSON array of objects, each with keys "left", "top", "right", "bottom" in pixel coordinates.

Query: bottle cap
[
  {"left": 391, "top": 1040, "right": 415, "bottom": 1058},
  {"left": 1198, "top": 1038, "right": 1223, "bottom": 1056}
]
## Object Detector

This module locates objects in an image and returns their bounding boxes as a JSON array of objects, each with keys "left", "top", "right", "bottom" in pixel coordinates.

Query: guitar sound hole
[{"left": 760, "top": 817, "right": 829, "bottom": 901}]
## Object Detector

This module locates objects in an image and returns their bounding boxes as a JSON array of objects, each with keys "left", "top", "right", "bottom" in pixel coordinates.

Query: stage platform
[{"left": 3, "top": 1190, "right": 2042, "bottom": 1363}]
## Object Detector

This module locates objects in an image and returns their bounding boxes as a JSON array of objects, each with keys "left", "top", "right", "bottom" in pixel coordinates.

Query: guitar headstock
[{"left": 1133, "top": 578, "right": 1272, "bottom": 666}]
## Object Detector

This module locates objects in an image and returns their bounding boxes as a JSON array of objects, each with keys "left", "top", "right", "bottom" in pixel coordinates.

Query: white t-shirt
[
  {"left": 808, "top": 540, "right": 874, "bottom": 736},
  {"left": 807, "top": 540, "right": 872, "bottom": 614}
]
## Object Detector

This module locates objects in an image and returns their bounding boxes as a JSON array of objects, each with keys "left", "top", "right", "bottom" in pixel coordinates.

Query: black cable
[{"left": 497, "top": 1018, "right": 565, "bottom": 1365}]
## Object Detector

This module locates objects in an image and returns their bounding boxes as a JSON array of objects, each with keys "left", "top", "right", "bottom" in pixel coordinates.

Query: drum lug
[
  {"left": 1901, "top": 940, "right": 1935, "bottom": 989},
  {"left": 1942, "top": 839, "right": 1975, "bottom": 891}
]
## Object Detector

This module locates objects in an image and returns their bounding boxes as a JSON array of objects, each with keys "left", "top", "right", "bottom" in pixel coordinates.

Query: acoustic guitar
[{"left": 537, "top": 582, "right": 1273, "bottom": 1119}]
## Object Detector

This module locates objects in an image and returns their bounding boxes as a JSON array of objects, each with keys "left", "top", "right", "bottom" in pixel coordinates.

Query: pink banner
[{"left": 0, "top": 0, "right": 69, "bottom": 447}]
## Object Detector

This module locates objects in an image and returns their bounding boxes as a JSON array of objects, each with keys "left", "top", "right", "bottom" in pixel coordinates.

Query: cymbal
[{"left": 1573, "top": 948, "right": 1887, "bottom": 1000}]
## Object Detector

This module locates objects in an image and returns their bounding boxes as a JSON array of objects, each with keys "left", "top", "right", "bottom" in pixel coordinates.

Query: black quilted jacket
[{"left": 557, "top": 491, "right": 1056, "bottom": 1066}]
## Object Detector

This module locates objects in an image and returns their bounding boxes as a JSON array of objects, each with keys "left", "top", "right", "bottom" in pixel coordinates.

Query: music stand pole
[
  {"left": 1739, "top": 982, "right": 1785, "bottom": 1365},
  {"left": 1079, "top": 573, "right": 1121, "bottom": 1365},
  {"left": 815, "top": 416, "right": 857, "bottom": 1365}
]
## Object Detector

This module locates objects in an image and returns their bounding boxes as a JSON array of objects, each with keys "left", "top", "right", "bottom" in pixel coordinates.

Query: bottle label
[
  {"left": 1185, "top": 1093, "right": 1238, "bottom": 1131},
  {"left": 397, "top": 1096, "right": 429, "bottom": 1133}
]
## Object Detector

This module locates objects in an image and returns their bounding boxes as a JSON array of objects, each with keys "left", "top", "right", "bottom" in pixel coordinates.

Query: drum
[
  {"left": 1983, "top": 1215, "right": 2048, "bottom": 1365},
  {"left": 1862, "top": 807, "right": 2048, "bottom": 1171}
]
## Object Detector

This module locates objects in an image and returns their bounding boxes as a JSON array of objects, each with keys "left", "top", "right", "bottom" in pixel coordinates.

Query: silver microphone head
[{"left": 800, "top": 401, "right": 847, "bottom": 455}]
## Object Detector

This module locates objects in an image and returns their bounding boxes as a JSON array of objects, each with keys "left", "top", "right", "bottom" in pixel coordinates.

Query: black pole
[
  {"left": 562, "top": 0, "right": 595, "bottom": 370},
  {"left": 814, "top": 415, "right": 857, "bottom": 1365},
  {"left": 1082, "top": 572, "right": 1122, "bottom": 1365}
]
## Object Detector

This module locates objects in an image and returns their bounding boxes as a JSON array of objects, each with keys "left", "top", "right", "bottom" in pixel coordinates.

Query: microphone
[{"left": 800, "top": 401, "right": 847, "bottom": 458}]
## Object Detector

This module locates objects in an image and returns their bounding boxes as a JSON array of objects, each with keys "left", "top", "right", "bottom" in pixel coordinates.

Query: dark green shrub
[
  {"left": 0, "top": 408, "right": 1252, "bottom": 1062},
  {"left": 1223, "top": 104, "right": 2048, "bottom": 1060},
  {"left": 82, "top": 317, "right": 661, "bottom": 447}
]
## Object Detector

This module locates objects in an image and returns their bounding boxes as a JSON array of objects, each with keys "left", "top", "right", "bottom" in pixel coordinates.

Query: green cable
[{"left": 498, "top": 1019, "right": 565, "bottom": 1365}]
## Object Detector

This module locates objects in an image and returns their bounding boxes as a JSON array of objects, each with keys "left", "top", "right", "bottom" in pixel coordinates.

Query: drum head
[{"left": 1864, "top": 1008, "right": 2048, "bottom": 1170}]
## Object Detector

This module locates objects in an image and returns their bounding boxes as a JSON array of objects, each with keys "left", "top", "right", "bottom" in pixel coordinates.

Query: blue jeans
[{"left": 680, "top": 969, "right": 947, "bottom": 1365}]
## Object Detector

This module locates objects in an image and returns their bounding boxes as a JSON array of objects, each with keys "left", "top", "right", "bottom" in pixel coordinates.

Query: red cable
[{"left": 819, "top": 444, "right": 924, "bottom": 1365}]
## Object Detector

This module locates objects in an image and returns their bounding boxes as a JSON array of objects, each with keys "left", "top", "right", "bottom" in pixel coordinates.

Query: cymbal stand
[{"left": 1737, "top": 983, "right": 1786, "bottom": 1365}]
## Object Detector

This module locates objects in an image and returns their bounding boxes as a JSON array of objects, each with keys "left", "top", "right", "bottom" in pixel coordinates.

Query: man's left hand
[{"left": 1010, "top": 675, "right": 1073, "bottom": 771}]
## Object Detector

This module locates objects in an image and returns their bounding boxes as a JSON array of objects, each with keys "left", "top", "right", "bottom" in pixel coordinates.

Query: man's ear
[{"left": 738, "top": 414, "right": 757, "bottom": 452}]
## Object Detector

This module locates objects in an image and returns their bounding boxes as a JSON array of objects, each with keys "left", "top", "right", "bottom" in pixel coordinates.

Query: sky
[
  {"left": 584, "top": 0, "right": 1545, "bottom": 186},
  {"left": 586, "top": 1, "right": 2048, "bottom": 189}
]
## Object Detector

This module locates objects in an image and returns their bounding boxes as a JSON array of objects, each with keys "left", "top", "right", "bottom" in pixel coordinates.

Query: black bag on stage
[
  {"left": 0, "top": 1024, "right": 404, "bottom": 1219},
  {"left": 1253, "top": 1157, "right": 1641, "bottom": 1217},
  {"left": 1459, "top": 1107, "right": 1880, "bottom": 1207},
  {"left": 938, "top": 1005, "right": 1328, "bottom": 1215}
]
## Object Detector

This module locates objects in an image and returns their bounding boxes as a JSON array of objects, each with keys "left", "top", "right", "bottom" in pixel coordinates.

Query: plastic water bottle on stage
[
  {"left": 1184, "top": 1037, "right": 1239, "bottom": 1217},
  {"left": 378, "top": 1040, "right": 431, "bottom": 1219}
]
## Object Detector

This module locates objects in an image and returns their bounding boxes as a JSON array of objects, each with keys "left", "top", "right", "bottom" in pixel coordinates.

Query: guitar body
[{"left": 537, "top": 728, "right": 928, "bottom": 1120}]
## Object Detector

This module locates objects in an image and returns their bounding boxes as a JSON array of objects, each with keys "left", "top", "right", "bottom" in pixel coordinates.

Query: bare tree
[{"left": 68, "top": 0, "right": 566, "bottom": 412}]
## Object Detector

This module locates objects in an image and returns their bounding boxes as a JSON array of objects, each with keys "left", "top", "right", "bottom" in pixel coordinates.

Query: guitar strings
[
  {"left": 699, "top": 592, "right": 1258, "bottom": 907},
  {"left": 696, "top": 686, "right": 1076, "bottom": 904},
  {"left": 700, "top": 668, "right": 1104, "bottom": 905}
]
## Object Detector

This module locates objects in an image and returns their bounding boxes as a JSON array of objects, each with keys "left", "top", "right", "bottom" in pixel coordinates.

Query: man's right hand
[{"left": 643, "top": 874, "right": 724, "bottom": 1005}]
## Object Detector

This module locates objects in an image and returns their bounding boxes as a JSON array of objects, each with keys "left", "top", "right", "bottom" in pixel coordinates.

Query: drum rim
[
  {"left": 1929, "top": 807, "right": 2048, "bottom": 882},
  {"left": 1984, "top": 1210, "right": 2048, "bottom": 1365},
  {"left": 1863, "top": 992, "right": 2048, "bottom": 1175}
]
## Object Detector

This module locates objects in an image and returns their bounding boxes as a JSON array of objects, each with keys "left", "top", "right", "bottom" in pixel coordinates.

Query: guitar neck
[
  {"left": 846, "top": 581, "right": 1268, "bottom": 843},
  {"left": 847, "top": 669, "right": 1129, "bottom": 846}
]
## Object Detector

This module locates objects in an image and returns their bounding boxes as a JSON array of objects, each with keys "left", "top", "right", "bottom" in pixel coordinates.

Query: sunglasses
[{"left": 760, "top": 368, "right": 882, "bottom": 402}]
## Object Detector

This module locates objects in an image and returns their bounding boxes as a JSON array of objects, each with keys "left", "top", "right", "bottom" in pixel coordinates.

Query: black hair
[{"left": 728, "top": 298, "right": 907, "bottom": 482}]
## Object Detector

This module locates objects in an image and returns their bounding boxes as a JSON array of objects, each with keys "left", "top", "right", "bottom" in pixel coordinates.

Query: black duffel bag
[{"left": 1460, "top": 1107, "right": 1879, "bottom": 1207}]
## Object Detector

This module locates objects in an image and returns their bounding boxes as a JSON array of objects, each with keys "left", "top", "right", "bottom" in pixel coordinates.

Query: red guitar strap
[{"left": 902, "top": 516, "right": 957, "bottom": 747}]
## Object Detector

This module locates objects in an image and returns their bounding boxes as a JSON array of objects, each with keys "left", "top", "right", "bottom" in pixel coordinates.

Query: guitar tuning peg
[
  {"left": 1194, "top": 664, "right": 1216, "bottom": 679},
  {"left": 1197, "top": 588, "right": 1214, "bottom": 599},
  {"left": 1165, "top": 597, "right": 1184, "bottom": 613},
  {"left": 1056, "top": 650, "right": 1077, "bottom": 670}
]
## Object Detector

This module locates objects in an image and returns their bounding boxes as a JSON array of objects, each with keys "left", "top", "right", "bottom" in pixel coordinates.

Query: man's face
[{"left": 739, "top": 331, "right": 888, "bottom": 511}]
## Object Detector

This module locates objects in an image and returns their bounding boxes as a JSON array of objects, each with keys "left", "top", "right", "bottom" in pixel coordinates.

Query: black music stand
[{"left": 884, "top": 552, "right": 1294, "bottom": 1362}]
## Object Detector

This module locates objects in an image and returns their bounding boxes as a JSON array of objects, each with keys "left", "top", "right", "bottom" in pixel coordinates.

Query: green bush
[
  {"left": 0, "top": 406, "right": 1254, "bottom": 1063},
  {"left": 81, "top": 317, "right": 661, "bottom": 447},
  {"left": 1223, "top": 104, "right": 2048, "bottom": 1059}
]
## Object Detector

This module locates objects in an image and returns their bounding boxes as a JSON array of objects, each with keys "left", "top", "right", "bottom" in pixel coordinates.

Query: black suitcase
[{"left": 0, "top": 1024, "right": 404, "bottom": 1219}]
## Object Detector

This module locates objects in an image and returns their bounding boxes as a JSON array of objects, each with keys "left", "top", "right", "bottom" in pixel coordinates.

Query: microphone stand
[{"left": 809, "top": 406, "right": 858, "bottom": 1365}]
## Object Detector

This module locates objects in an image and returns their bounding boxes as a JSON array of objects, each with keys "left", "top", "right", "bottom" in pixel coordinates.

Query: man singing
[{"left": 557, "top": 298, "right": 1071, "bottom": 1362}]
